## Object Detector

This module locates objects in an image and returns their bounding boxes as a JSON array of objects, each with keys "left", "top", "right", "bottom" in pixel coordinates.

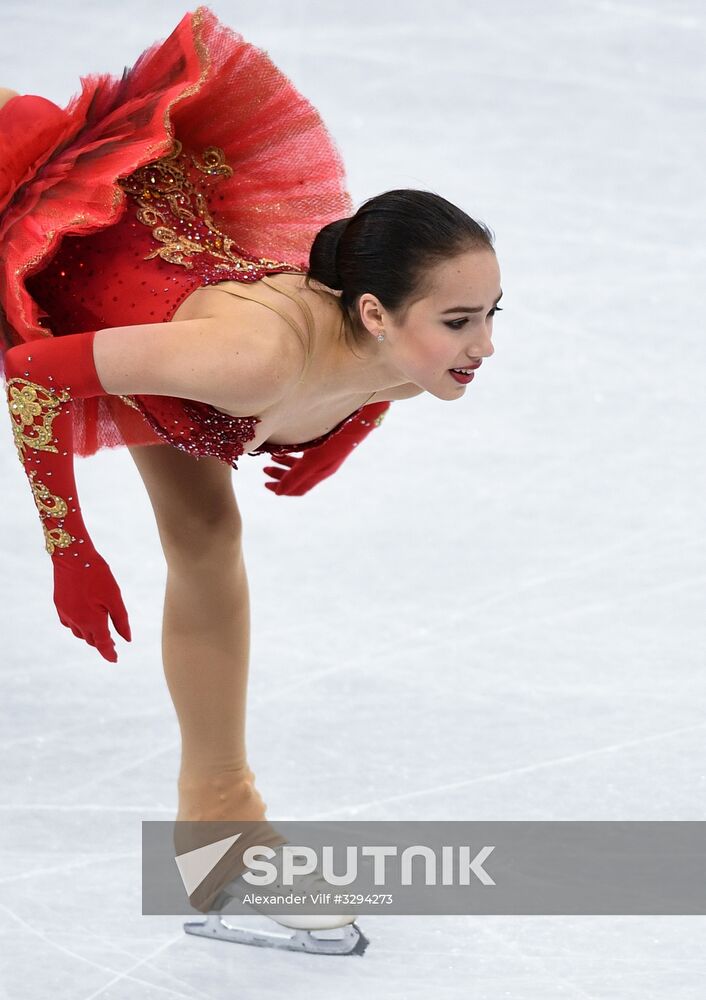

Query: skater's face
[{"left": 365, "top": 249, "right": 501, "bottom": 399}]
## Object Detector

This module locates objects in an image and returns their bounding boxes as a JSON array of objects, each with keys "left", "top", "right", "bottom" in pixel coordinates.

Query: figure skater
[{"left": 0, "top": 7, "right": 501, "bottom": 955}]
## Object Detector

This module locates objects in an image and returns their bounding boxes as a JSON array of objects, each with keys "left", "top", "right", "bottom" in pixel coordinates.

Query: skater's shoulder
[{"left": 93, "top": 312, "right": 305, "bottom": 415}]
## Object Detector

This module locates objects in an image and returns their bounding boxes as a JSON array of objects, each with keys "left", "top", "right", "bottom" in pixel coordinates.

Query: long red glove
[
  {"left": 4, "top": 332, "right": 131, "bottom": 662},
  {"left": 263, "top": 400, "right": 390, "bottom": 496}
]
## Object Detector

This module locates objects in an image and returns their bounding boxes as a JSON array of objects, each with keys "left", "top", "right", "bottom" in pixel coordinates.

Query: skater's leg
[
  {"left": 125, "top": 445, "right": 360, "bottom": 934},
  {"left": 165, "top": 544, "right": 265, "bottom": 822},
  {"left": 126, "top": 443, "right": 265, "bottom": 823}
]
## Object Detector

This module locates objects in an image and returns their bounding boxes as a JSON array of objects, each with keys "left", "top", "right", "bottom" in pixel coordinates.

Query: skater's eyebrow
[{"left": 440, "top": 290, "right": 503, "bottom": 314}]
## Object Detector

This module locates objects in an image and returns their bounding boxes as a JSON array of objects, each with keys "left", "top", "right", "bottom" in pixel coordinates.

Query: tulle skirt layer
[{"left": 0, "top": 5, "right": 352, "bottom": 456}]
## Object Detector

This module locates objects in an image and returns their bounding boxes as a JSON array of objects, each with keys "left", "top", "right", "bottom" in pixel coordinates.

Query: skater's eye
[{"left": 445, "top": 308, "right": 501, "bottom": 331}]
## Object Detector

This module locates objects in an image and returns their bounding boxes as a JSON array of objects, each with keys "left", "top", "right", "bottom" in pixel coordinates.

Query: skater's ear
[{"left": 93, "top": 313, "right": 306, "bottom": 415}]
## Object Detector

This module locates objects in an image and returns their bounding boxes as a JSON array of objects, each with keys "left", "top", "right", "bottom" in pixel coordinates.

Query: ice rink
[{"left": 1, "top": 0, "right": 705, "bottom": 996}]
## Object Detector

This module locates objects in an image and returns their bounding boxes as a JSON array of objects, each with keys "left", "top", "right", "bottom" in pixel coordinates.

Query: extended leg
[
  {"left": 124, "top": 443, "right": 366, "bottom": 951},
  {"left": 126, "top": 443, "right": 264, "bottom": 822},
  {"left": 166, "top": 544, "right": 265, "bottom": 821}
]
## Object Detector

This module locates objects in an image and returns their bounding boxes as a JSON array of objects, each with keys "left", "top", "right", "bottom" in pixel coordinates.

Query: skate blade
[{"left": 183, "top": 913, "right": 369, "bottom": 956}]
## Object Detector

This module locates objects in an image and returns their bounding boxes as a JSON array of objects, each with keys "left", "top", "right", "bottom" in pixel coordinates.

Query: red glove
[
  {"left": 4, "top": 332, "right": 131, "bottom": 662},
  {"left": 263, "top": 400, "right": 390, "bottom": 496}
]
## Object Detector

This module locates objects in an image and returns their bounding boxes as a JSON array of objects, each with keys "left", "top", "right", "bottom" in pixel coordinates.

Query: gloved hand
[
  {"left": 4, "top": 331, "right": 131, "bottom": 662},
  {"left": 263, "top": 400, "right": 390, "bottom": 496},
  {"left": 53, "top": 551, "right": 131, "bottom": 661}
]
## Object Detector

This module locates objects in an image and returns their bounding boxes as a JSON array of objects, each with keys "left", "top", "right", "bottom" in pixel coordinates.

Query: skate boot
[{"left": 184, "top": 843, "right": 369, "bottom": 955}]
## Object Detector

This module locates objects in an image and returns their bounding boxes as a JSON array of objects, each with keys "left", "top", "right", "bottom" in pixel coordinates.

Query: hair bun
[{"left": 307, "top": 217, "right": 350, "bottom": 291}]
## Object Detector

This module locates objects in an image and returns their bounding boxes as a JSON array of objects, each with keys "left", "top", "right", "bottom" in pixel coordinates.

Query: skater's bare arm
[{"left": 93, "top": 315, "right": 306, "bottom": 414}]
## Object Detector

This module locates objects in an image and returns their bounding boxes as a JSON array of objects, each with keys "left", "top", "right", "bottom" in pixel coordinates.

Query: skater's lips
[{"left": 450, "top": 361, "right": 482, "bottom": 371}]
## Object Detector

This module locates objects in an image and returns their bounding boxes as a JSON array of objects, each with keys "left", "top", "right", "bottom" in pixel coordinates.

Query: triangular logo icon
[{"left": 174, "top": 832, "right": 243, "bottom": 896}]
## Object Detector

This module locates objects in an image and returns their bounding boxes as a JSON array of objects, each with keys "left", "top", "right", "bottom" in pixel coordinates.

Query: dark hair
[{"left": 305, "top": 189, "right": 495, "bottom": 351}]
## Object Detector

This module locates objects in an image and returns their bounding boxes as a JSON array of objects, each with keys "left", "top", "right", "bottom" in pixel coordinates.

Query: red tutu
[{"left": 0, "top": 6, "right": 353, "bottom": 459}]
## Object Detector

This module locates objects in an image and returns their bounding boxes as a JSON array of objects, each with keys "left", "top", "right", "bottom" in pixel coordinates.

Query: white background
[{"left": 1, "top": 1, "right": 705, "bottom": 997}]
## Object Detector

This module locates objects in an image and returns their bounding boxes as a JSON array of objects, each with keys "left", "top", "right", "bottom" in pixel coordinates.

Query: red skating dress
[{"left": 0, "top": 6, "right": 384, "bottom": 469}]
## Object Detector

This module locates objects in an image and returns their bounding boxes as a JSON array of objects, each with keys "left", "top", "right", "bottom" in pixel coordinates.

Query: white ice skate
[{"left": 183, "top": 844, "right": 369, "bottom": 956}]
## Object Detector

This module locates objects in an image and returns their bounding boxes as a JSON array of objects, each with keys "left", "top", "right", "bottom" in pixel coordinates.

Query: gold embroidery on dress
[
  {"left": 190, "top": 145, "right": 234, "bottom": 178},
  {"left": 6, "top": 378, "right": 71, "bottom": 462},
  {"left": 117, "top": 139, "right": 299, "bottom": 275},
  {"left": 27, "top": 471, "right": 74, "bottom": 554}
]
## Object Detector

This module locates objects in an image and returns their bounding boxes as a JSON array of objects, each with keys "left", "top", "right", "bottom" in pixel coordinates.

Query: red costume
[{"left": 1, "top": 6, "right": 390, "bottom": 659}]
